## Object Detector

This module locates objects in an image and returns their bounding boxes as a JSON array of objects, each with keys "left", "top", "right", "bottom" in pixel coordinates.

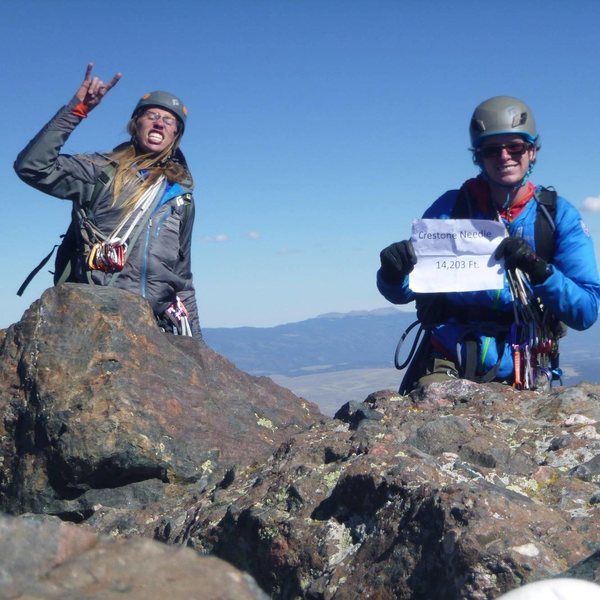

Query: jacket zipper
[
  {"left": 140, "top": 205, "right": 174, "bottom": 298},
  {"left": 154, "top": 209, "right": 171, "bottom": 238}
]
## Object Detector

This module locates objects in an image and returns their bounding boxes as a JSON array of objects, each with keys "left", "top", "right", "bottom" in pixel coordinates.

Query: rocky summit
[{"left": 0, "top": 284, "right": 599, "bottom": 599}]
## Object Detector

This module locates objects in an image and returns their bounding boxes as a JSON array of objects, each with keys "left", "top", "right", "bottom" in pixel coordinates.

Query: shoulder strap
[
  {"left": 16, "top": 243, "right": 60, "bottom": 296},
  {"left": 455, "top": 183, "right": 557, "bottom": 262},
  {"left": 450, "top": 184, "right": 473, "bottom": 219},
  {"left": 83, "top": 162, "right": 117, "bottom": 214},
  {"left": 55, "top": 163, "right": 118, "bottom": 286},
  {"left": 534, "top": 187, "right": 557, "bottom": 263}
]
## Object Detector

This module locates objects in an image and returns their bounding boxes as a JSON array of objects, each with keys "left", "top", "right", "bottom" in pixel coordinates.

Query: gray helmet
[
  {"left": 469, "top": 96, "right": 538, "bottom": 148},
  {"left": 132, "top": 90, "right": 188, "bottom": 132}
]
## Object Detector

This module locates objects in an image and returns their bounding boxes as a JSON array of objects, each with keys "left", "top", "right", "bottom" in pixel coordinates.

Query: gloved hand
[
  {"left": 379, "top": 240, "right": 417, "bottom": 284},
  {"left": 494, "top": 237, "right": 551, "bottom": 284}
]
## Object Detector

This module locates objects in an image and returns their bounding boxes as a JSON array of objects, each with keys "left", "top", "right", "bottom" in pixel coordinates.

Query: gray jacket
[{"left": 14, "top": 97, "right": 201, "bottom": 337}]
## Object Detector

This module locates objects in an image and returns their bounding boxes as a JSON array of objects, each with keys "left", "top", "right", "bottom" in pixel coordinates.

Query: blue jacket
[{"left": 377, "top": 182, "right": 600, "bottom": 379}]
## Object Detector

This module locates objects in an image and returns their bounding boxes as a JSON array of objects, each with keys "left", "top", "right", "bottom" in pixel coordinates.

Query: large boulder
[
  {"left": 0, "top": 284, "right": 321, "bottom": 519},
  {"left": 0, "top": 513, "right": 268, "bottom": 599}
]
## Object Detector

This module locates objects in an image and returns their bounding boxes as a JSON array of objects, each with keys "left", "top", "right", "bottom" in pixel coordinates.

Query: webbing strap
[
  {"left": 16, "top": 244, "right": 59, "bottom": 296},
  {"left": 106, "top": 180, "right": 166, "bottom": 288},
  {"left": 533, "top": 187, "right": 557, "bottom": 263},
  {"left": 459, "top": 336, "right": 505, "bottom": 383},
  {"left": 56, "top": 163, "right": 117, "bottom": 286},
  {"left": 398, "top": 326, "right": 433, "bottom": 395}
]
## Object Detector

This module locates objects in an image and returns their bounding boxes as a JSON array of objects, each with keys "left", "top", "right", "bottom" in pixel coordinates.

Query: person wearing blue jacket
[
  {"left": 14, "top": 64, "right": 201, "bottom": 338},
  {"left": 377, "top": 96, "right": 600, "bottom": 391}
]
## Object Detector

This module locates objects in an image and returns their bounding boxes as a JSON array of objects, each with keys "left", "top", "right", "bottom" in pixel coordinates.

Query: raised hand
[{"left": 75, "top": 63, "right": 122, "bottom": 111}]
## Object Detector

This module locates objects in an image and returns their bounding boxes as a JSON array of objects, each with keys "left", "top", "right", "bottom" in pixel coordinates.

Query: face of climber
[
  {"left": 476, "top": 134, "right": 537, "bottom": 188},
  {"left": 134, "top": 108, "right": 179, "bottom": 154}
]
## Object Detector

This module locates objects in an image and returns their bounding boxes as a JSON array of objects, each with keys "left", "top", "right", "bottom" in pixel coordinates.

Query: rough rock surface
[
  {"left": 0, "top": 284, "right": 321, "bottom": 520},
  {"left": 1, "top": 286, "right": 600, "bottom": 599},
  {"left": 149, "top": 382, "right": 598, "bottom": 599},
  {"left": 0, "top": 513, "right": 268, "bottom": 599}
]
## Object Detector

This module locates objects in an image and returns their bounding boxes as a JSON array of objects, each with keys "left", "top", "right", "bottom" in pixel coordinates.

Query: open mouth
[{"left": 148, "top": 132, "right": 164, "bottom": 144}]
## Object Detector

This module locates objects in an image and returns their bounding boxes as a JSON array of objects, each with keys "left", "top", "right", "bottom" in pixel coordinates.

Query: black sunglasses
[{"left": 476, "top": 142, "right": 531, "bottom": 159}]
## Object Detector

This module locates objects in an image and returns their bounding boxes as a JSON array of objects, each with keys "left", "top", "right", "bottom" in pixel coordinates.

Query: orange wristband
[{"left": 71, "top": 102, "right": 90, "bottom": 119}]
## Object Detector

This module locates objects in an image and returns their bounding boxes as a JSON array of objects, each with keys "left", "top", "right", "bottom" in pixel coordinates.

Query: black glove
[
  {"left": 379, "top": 240, "right": 417, "bottom": 284},
  {"left": 494, "top": 237, "right": 551, "bottom": 284}
]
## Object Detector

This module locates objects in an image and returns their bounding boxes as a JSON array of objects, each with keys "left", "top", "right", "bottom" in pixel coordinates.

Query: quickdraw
[
  {"left": 88, "top": 241, "right": 127, "bottom": 272},
  {"left": 507, "top": 267, "right": 562, "bottom": 390},
  {"left": 162, "top": 296, "right": 193, "bottom": 337},
  {"left": 512, "top": 342, "right": 523, "bottom": 390}
]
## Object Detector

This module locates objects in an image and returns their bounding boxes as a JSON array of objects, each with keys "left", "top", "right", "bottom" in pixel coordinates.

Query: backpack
[
  {"left": 17, "top": 165, "right": 116, "bottom": 296},
  {"left": 397, "top": 185, "right": 561, "bottom": 394},
  {"left": 451, "top": 184, "right": 557, "bottom": 262}
]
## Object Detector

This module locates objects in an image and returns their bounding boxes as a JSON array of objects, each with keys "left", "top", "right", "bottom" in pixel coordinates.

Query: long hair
[{"left": 106, "top": 116, "right": 192, "bottom": 213}]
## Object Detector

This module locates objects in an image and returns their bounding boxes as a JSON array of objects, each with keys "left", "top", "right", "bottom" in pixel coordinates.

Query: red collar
[{"left": 464, "top": 178, "right": 535, "bottom": 222}]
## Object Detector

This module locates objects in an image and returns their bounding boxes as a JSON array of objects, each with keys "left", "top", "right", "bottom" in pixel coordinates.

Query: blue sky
[{"left": 3, "top": 0, "right": 600, "bottom": 328}]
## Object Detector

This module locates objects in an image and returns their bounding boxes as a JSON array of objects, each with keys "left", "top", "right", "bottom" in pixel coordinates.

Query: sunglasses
[{"left": 476, "top": 142, "right": 531, "bottom": 159}]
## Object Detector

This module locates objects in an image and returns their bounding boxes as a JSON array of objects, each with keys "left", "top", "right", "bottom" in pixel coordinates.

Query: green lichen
[
  {"left": 255, "top": 413, "right": 276, "bottom": 430},
  {"left": 258, "top": 525, "right": 279, "bottom": 542},
  {"left": 323, "top": 470, "right": 341, "bottom": 490},
  {"left": 274, "top": 487, "right": 288, "bottom": 503},
  {"left": 506, "top": 477, "right": 539, "bottom": 498},
  {"left": 199, "top": 459, "right": 214, "bottom": 475}
]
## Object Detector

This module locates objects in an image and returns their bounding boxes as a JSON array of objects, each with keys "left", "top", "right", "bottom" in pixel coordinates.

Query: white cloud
[
  {"left": 581, "top": 196, "right": 600, "bottom": 212},
  {"left": 201, "top": 234, "right": 229, "bottom": 243},
  {"left": 247, "top": 231, "right": 260, "bottom": 240}
]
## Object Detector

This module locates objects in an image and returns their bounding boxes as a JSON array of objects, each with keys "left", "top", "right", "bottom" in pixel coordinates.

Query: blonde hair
[{"left": 106, "top": 116, "right": 192, "bottom": 213}]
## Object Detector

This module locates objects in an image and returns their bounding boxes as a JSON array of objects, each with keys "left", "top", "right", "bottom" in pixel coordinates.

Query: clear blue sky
[{"left": 3, "top": 0, "right": 600, "bottom": 328}]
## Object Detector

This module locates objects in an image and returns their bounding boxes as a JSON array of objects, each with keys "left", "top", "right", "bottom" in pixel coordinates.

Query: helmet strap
[{"left": 478, "top": 162, "right": 534, "bottom": 209}]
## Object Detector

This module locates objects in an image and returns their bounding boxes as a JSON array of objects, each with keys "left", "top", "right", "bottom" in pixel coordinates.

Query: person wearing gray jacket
[{"left": 14, "top": 64, "right": 201, "bottom": 338}]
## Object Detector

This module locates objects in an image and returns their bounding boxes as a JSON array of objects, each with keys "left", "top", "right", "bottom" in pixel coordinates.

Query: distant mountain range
[
  {"left": 203, "top": 307, "right": 599, "bottom": 384},
  {"left": 203, "top": 308, "right": 414, "bottom": 377}
]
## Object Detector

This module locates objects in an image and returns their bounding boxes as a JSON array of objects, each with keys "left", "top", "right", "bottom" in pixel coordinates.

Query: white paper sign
[{"left": 409, "top": 219, "right": 506, "bottom": 293}]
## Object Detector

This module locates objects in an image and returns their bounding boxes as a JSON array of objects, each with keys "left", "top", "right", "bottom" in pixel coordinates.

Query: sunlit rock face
[{"left": 0, "top": 284, "right": 321, "bottom": 519}]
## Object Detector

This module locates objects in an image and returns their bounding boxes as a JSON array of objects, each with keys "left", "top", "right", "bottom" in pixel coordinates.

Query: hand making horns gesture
[{"left": 75, "top": 63, "right": 122, "bottom": 111}]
